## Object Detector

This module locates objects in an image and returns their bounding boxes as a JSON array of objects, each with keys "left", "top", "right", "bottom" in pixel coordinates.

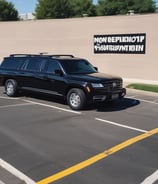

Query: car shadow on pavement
[
  {"left": 18, "top": 92, "right": 140, "bottom": 112},
  {"left": 88, "top": 98, "right": 140, "bottom": 112}
]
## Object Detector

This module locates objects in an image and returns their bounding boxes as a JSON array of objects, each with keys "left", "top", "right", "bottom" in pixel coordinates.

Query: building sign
[{"left": 94, "top": 33, "right": 146, "bottom": 54}]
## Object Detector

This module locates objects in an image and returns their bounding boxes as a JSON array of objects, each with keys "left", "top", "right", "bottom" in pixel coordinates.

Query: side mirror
[
  {"left": 54, "top": 69, "right": 63, "bottom": 76},
  {"left": 94, "top": 67, "right": 98, "bottom": 72}
]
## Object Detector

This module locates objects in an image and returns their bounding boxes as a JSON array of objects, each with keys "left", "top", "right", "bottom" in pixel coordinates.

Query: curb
[
  {"left": 123, "top": 78, "right": 158, "bottom": 85},
  {"left": 123, "top": 78, "right": 158, "bottom": 97}
]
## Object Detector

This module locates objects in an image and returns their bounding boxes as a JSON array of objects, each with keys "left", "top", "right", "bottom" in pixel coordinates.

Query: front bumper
[{"left": 91, "top": 88, "right": 126, "bottom": 102}]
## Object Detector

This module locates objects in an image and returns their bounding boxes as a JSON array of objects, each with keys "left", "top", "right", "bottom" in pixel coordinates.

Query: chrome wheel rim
[
  {"left": 6, "top": 82, "right": 14, "bottom": 95},
  {"left": 69, "top": 93, "right": 81, "bottom": 108}
]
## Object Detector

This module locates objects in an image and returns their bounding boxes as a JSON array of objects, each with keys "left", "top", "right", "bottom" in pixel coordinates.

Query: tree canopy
[
  {"left": 35, "top": 0, "right": 156, "bottom": 19},
  {"left": 35, "top": 0, "right": 96, "bottom": 19},
  {"left": 0, "top": 0, "right": 18, "bottom": 21},
  {"left": 97, "top": 0, "right": 156, "bottom": 15}
]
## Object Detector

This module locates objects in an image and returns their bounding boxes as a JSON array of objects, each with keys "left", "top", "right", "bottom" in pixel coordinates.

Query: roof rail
[
  {"left": 51, "top": 55, "right": 74, "bottom": 58},
  {"left": 10, "top": 54, "right": 38, "bottom": 57},
  {"left": 9, "top": 54, "right": 52, "bottom": 57},
  {"left": 9, "top": 54, "right": 74, "bottom": 58}
]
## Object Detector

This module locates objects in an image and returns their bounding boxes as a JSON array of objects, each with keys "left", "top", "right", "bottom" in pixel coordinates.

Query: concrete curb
[
  {"left": 123, "top": 78, "right": 158, "bottom": 85},
  {"left": 123, "top": 78, "right": 158, "bottom": 97}
]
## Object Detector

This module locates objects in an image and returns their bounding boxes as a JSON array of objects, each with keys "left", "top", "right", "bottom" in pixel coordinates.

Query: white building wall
[
  {"left": 0, "top": 14, "right": 158, "bottom": 82},
  {"left": 19, "top": 13, "right": 35, "bottom": 20}
]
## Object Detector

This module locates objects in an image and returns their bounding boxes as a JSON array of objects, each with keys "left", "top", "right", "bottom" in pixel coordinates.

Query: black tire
[
  {"left": 5, "top": 79, "right": 18, "bottom": 97},
  {"left": 67, "top": 88, "right": 86, "bottom": 110}
]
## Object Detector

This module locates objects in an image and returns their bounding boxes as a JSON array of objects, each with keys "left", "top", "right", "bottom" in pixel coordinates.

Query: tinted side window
[
  {"left": 60, "top": 59, "right": 96, "bottom": 74},
  {"left": 46, "top": 60, "right": 61, "bottom": 73},
  {"left": 25, "top": 58, "right": 42, "bottom": 71},
  {"left": 0, "top": 57, "right": 24, "bottom": 69}
]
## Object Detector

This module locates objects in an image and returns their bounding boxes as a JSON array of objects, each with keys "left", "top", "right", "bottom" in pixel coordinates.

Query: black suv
[{"left": 0, "top": 54, "right": 126, "bottom": 110}]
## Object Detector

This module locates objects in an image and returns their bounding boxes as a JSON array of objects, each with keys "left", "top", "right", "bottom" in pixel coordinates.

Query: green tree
[
  {"left": 0, "top": 0, "right": 18, "bottom": 21},
  {"left": 132, "top": 0, "right": 156, "bottom": 13},
  {"left": 35, "top": 0, "right": 74, "bottom": 19},
  {"left": 71, "top": 0, "right": 96, "bottom": 17},
  {"left": 97, "top": 0, "right": 156, "bottom": 16},
  {"left": 35, "top": 0, "right": 96, "bottom": 19}
]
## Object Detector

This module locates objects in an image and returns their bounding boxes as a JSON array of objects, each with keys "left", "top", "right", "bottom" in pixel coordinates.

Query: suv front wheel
[
  {"left": 5, "top": 79, "right": 18, "bottom": 97},
  {"left": 67, "top": 88, "right": 86, "bottom": 110}
]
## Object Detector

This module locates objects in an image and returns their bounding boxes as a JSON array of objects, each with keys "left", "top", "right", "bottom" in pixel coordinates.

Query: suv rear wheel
[
  {"left": 5, "top": 79, "right": 18, "bottom": 97},
  {"left": 67, "top": 88, "right": 86, "bottom": 110}
]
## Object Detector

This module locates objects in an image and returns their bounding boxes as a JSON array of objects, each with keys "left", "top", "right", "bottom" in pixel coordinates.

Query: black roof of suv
[{"left": 0, "top": 54, "right": 126, "bottom": 110}]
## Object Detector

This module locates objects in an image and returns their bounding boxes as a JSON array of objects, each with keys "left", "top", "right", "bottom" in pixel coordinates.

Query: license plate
[{"left": 112, "top": 94, "right": 119, "bottom": 100}]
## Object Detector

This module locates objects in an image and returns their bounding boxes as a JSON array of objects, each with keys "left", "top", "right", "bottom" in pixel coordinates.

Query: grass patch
[{"left": 126, "top": 83, "right": 158, "bottom": 93}]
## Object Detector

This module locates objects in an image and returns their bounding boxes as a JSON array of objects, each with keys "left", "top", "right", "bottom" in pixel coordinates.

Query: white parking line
[
  {"left": 0, "top": 103, "right": 34, "bottom": 109},
  {"left": 0, "top": 159, "right": 36, "bottom": 184},
  {"left": 95, "top": 118, "right": 147, "bottom": 133},
  {"left": 133, "top": 98, "right": 158, "bottom": 105},
  {"left": 127, "top": 96, "right": 158, "bottom": 105},
  {"left": 0, "top": 180, "right": 5, "bottom": 184},
  {"left": 0, "top": 96, "right": 81, "bottom": 114},
  {"left": 0, "top": 96, "right": 20, "bottom": 100},
  {"left": 23, "top": 99, "right": 82, "bottom": 114},
  {"left": 141, "top": 170, "right": 158, "bottom": 184}
]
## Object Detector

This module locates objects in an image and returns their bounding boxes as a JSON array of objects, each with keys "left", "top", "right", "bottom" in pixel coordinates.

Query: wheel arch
[
  {"left": 65, "top": 85, "right": 87, "bottom": 98},
  {"left": 2, "top": 77, "right": 17, "bottom": 86}
]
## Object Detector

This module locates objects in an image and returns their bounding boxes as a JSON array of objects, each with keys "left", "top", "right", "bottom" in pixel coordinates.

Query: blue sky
[{"left": 8, "top": 0, "right": 158, "bottom": 14}]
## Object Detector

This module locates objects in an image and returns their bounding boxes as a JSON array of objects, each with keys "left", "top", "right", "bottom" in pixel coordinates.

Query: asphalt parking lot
[{"left": 0, "top": 86, "right": 158, "bottom": 184}]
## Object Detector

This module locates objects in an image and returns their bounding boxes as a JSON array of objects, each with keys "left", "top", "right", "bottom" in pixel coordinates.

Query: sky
[{"left": 7, "top": 0, "right": 158, "bottom": 14}]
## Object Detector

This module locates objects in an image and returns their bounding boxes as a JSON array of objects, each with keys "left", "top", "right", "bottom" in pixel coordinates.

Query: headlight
[{"left": 91, "top": 83, "right": 104, "bottom": 88}]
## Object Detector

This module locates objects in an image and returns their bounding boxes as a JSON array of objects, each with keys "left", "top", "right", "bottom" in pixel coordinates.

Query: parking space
[{"left": 0, "top": 86, "right": 158, "bottom": 184}]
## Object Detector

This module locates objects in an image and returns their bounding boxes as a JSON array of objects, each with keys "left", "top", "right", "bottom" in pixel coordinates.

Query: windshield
[{"left": 60, "top": 59, "right": 97, "bottom": 74}]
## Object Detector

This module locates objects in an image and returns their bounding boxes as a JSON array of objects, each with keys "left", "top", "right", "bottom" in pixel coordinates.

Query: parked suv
[{"left": 0, "top": 54, "right": 126, "bottom": 110}]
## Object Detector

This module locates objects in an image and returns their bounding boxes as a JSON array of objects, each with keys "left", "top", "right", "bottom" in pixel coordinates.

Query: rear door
[
  {"left": 19, "top": 57, "right": 45, "bottom": 90},
  {"left": 19, "top": 57, "right": 67, "bottom": 96}
]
